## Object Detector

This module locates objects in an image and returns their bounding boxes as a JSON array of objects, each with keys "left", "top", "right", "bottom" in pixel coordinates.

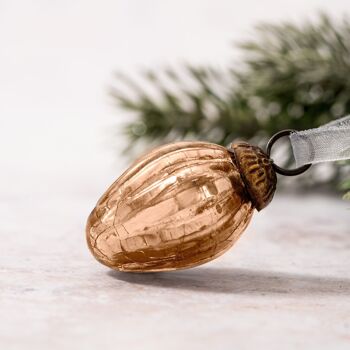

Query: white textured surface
[{"left": 1, "top": 193, "right": 349, "bottom": 349}]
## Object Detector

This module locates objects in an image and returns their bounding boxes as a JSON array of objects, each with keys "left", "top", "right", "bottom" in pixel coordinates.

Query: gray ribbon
[{"left": 290, "top": 116, "right": 350, "bottom": 167}]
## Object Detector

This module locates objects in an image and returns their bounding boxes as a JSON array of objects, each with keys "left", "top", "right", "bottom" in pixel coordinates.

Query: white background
[{"left": 1, "top": 0, "right": 349, "bottom": 200}]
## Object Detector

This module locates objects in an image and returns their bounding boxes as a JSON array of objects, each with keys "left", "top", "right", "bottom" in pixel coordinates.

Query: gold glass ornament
[{"left": 86, "top": 140, "right": 281, "bottom": 272}]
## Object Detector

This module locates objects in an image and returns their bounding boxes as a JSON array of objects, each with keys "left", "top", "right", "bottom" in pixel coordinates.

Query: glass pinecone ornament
[{"left": 86, "top": 141, "right": 276, "bottom": 272}]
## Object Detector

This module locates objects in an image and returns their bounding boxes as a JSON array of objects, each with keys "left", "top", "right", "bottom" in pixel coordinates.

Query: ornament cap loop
[{"left": 266, "top": 129, "right": 312, "bottom": 176}]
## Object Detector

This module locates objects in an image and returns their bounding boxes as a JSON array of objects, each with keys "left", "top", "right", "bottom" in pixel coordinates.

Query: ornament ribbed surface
[{"left": 86, "top": 141, "right": 254, "bottom": 272}]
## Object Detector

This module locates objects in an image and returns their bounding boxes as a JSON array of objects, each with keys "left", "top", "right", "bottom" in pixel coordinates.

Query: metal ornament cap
[{"left": 230, "top": 142, "right": 277, "bottom": 211}]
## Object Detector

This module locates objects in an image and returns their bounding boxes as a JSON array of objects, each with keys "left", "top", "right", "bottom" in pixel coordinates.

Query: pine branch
[{"left": 111, "top": 13, "right": 350, "bottom": 190}]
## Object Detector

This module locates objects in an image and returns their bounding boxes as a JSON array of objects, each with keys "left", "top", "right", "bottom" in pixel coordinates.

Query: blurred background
[
  {"left": 1, "top": 0, "right": 349, "bottom": 204},
  {"left": 1, "top": 2, "right": 350, "bottom": 349}
]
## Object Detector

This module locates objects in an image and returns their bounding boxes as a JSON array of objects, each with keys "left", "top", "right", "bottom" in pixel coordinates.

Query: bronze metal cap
[{"left": 230, "top": 142, "right": 277, "bottom": 211}]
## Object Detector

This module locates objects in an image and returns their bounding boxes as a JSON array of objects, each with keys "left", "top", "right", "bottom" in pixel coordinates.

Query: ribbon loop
[{"left": 290, "top": 116, "right": 350, "bottom": 167}]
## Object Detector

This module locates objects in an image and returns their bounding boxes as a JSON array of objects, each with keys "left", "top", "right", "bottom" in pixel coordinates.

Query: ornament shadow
[{"left": 108, "top": 267, "right": 350, "bottom": 296}]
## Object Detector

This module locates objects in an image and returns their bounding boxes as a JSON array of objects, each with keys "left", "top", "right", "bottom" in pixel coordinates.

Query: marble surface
[{"left": 1, "top": 192, "right": 349, "bottom": 350}]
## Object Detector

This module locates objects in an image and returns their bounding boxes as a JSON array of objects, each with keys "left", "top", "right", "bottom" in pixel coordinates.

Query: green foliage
[
  {"left": 111, "top": 13, "right": 350, "bottom": 191},
  {"left": 340, "top": 175, "right": 350, "bottom": 199}
]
